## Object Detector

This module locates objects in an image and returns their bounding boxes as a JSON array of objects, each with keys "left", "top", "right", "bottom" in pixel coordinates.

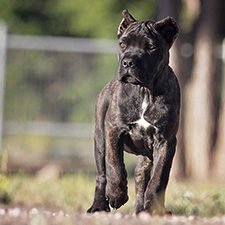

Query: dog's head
[{"left": 117, "top": 9, "right": 179, "bottom": 86}]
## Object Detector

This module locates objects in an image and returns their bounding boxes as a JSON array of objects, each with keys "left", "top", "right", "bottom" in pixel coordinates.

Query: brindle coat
[{"left": 87, "top": 9, "right": 180, "bottom": 215}]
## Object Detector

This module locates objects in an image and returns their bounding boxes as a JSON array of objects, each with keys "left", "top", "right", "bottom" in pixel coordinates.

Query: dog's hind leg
[
  {"left": 144, "top": 137, "right": 176, "bottom": 215},
  {"left": 134, "top": 155, "right": 152, "bottom": 214}
]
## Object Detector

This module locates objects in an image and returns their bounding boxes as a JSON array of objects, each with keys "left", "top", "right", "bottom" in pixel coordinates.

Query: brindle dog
[{"left": 87, "top": 9, "right": 180, "bottom": 215}]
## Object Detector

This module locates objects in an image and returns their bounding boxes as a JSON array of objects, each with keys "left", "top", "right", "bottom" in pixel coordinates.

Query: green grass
[
  {"left": 166, "top": 180, "right": 225, "bottom": 216},
  {"left": 1, "top": 173, "right": 225, "bottom": 216}
]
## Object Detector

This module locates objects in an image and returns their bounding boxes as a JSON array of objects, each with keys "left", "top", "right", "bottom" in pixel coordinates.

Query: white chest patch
[
  {"left": 136, "top": 98, "right": 151, "bottom": 129},
  {"left": 131, "top": 97, "right": 159, "bottom": 131}
]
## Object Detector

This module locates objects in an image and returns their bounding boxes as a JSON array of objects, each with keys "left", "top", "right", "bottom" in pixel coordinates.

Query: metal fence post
[{"left": 0, "top": 22, "right": 7, "bottom": 155}]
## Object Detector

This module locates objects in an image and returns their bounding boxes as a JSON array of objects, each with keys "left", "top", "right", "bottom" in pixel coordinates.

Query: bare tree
[{"left": 185, "top": 0, "right": 219, "bottom": 179}]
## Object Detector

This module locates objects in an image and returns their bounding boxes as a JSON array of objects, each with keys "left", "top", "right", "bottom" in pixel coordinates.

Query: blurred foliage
[
  {"left": 0, "top": 174, "right": 11, "bottom": 204},
  {"left": 4, "top": 50, "right": 117, "bottom": 123},
  {"left": 0, "top": 0, "right": 156, "bottom": 38},
  {"left": 2, "top": 0, "right": 225, "bottom": 124},
  {"left": 166, "top": 181, "right": 225, "bottom": 217},
  {"left": 0, "top": 0, "right": 157, "bottom": 123},
  {"left": 0, "top": 150, "right": 11, "bottom": 204}
]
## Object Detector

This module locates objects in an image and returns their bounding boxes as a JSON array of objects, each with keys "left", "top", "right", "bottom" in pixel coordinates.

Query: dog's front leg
[
  {"left": 105, "top": 125, "right": 128, "bottom": 209},
  {"left": 87, "top": 95, "right": 110, "bottom": 213},
  {"left": 87, "top": 130, "right": 110, "bottom": 213},
  {"left": 144, "top": 137, "right": 176, "bottom": 215}
]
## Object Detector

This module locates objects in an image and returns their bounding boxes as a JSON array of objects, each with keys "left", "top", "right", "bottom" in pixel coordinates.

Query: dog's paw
[
  {"left": 87, "top": 200, "right": 110, "bottom": 213},
  {"left": 135, "top": 199, "right": 145, "bottom": 214},
  {"left": 106, "top": 185, "right": 128, "bottom": 209},
  {"left": 108, "top": 193, "right": 129, "bottom": 209}
]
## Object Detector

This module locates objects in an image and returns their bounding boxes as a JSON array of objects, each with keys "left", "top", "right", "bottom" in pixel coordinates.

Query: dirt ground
[{"left": 0, "top": 206, "right": 225, "bottom": 225}]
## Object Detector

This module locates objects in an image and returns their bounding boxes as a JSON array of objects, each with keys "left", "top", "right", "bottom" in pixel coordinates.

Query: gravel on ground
[{"left": 0, "top": 206, "right": 225, "bottom": 225}]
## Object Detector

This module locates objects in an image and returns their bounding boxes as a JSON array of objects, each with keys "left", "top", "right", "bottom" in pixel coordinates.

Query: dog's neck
[{"left": 153, "top": 65, "right": 171, "bottom": 95}]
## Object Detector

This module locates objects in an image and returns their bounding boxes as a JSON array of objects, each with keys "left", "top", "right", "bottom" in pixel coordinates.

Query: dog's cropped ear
[
  {"left": 117, "top": 9, "right": 136, "bottom": 38},
  {"left": 153, "top": 17, "right": 179, "bottom": 48}
]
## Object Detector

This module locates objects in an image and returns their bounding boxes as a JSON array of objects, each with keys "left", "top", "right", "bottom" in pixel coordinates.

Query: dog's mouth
[
  {"left": 120, "top": 74, "right": 141, "bottom": 84},
  {"left": 118, "top": 65, "right": 150, "bottom": 85}
]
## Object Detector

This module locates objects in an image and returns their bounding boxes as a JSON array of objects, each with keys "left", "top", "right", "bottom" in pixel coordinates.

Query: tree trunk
[
  {"left": 157, "top": 0, "right": 186, "bottom": 179},
  {"left": 185, "top": 0, "right": 219, "bottom": 179}
]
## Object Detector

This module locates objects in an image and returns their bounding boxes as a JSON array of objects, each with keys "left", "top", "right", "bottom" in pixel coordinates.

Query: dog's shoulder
[
  {"left": 97, "top": 79, "right": 118, "bottom": 99},
  {"left": 95, "top": 78, "right": 120, "bottom": 112}
]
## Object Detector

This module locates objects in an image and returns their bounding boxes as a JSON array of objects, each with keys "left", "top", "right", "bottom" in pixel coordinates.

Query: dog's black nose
[{"left": 122, "top": 58, "right": 135, "bottom": 68}]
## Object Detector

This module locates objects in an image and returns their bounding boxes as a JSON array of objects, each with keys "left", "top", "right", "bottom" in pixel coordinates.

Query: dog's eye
[
  {"left": 120, "top": 42, "right": 126, "bottom": 48},
  {"left": 149, "top": 44, "right": 156, "bottom": 50}
]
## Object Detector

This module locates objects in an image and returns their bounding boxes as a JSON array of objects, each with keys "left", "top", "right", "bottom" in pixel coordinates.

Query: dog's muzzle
[{"left": 119, "top": 57, "right": 143, "bottom": 84}]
